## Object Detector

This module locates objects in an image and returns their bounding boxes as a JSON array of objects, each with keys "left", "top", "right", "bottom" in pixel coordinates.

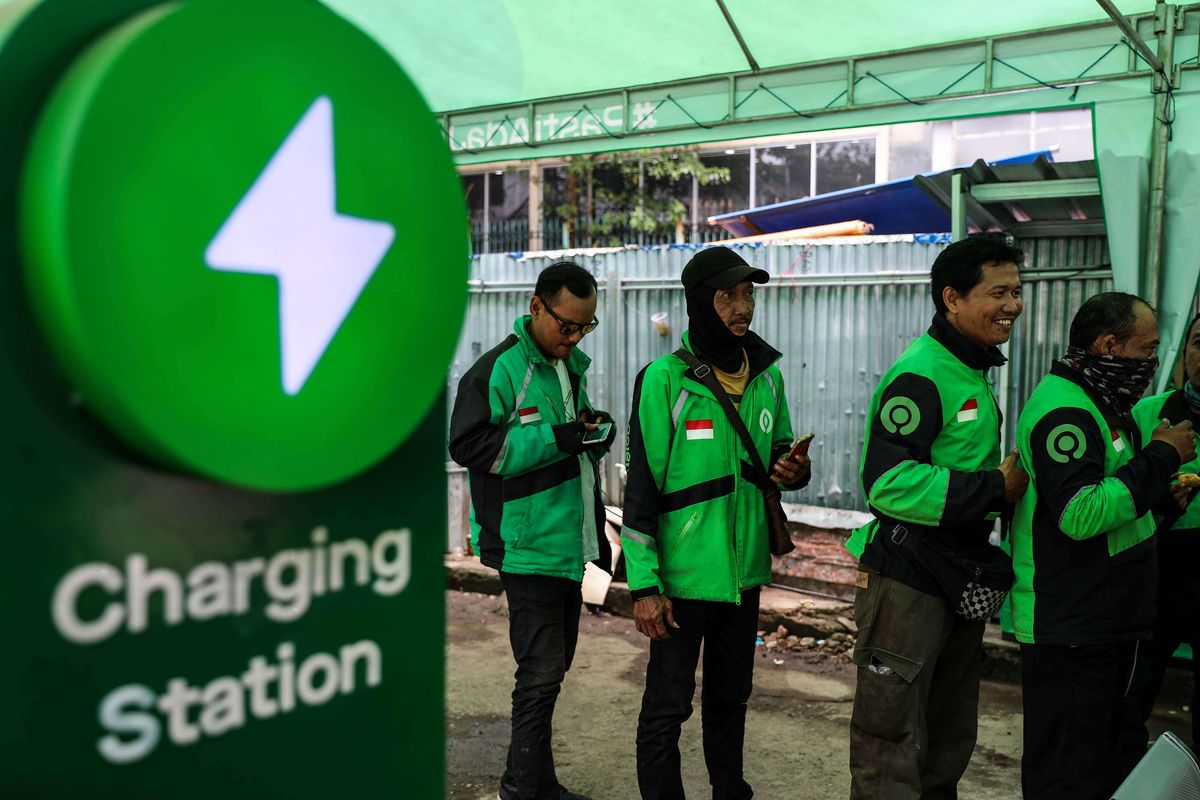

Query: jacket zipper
[
  {"left": 731, "top": 393, "right": 743, "bottom": 604},
  {"left": 539, "top": 388, "right": 561, "bottom": 423},
  {"left": 540, "top": 376, "right": 587, "bottom": 573},
  {"left": 674, "top": 511, "right": 700, "bottom": 547}
]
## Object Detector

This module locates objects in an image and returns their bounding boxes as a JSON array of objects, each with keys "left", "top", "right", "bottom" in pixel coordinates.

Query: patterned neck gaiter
[
  {"left": 1058, "top": 345, "right": 1158, "bottom": 415},
  {"left": 1184, "top": 378, "right": 1200, "bottom": 411}
]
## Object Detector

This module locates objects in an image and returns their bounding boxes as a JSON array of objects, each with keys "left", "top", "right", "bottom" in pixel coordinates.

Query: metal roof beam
[
  {"left": 447, "top": 5, "right": 1200, "bottom": 164},
  {"left": 1009, "top": 219, "right": 1108, "bottom": 237},
  {"left": 715, "top": 0, "right": 760, "bottom": 73},
  {"left": 970, "top": 178, "right": 1100, "bottom": 202}
]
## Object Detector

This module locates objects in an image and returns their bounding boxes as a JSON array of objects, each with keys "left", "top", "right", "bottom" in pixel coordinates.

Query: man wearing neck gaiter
[
  {"left": 1119, "top": 311, "right": 1200, "bottom": 776},
  {"left": 1012, "top": 292, "right": 1196, "bottom": 800},
  {"left": 621, "top": 247, "right": 809, "bottom": 800}
]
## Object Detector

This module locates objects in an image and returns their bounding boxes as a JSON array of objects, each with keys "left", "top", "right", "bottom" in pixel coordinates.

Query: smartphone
[
  {"left": 785, "top": 432, "right": 815, "bottom": 462},
  {"left": 582, "top": 422, "right": 613, "bottom": 445}
]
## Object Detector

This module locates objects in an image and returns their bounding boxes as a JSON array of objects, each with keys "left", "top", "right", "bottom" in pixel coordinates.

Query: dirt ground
[{"left": 446, "top": 589, "right": 1193, "bottom": 800}]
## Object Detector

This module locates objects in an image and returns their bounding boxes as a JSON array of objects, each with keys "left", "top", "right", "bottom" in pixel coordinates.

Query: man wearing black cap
[{"left": 621, "top": 246, "right": 809, "bottom": 800}]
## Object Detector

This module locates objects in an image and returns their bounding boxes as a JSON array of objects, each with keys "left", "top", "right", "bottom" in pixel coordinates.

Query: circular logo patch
[
  {"left": 759, "top": 408, "right": 773, "bottom": 433},
  {"left": 1047, "top": 423, "right": 1087, "bottom": 464},
  {"left": 19, "top": 0, "right": 467, "bottom": 491},
  {"left": 881, "top": 396, "right": 920, "bottom": 436}
]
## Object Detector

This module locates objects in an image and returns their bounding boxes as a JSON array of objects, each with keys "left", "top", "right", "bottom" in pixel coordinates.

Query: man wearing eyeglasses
[
  {"left": 622, "top": 247, "right": 809, "bottom": 800},
  {"left": 449, "top": 260, "right": 614, "bottom": 800}
]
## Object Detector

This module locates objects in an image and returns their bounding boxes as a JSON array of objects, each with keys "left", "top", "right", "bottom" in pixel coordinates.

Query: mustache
[{"left": 728, "top": 315, "right": 750, "bottom": 325}]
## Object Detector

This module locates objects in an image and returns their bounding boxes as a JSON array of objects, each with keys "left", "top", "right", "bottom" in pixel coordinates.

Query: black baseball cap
[{"left": 680, "top": 246, "right": 769, "bottom": 291}]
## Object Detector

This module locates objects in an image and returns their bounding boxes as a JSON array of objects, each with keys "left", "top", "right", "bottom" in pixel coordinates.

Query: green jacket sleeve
[
  {"left": 448, "top": 358, "right": 564, "bottom": 477},
  {"left": 861, "top": 371, "right": 1005, "bottom": 525},
  {"left": 620, "top": 365, "right": 669, "bottom": 599},
  {"left": 1028, "top": 406, "right": 1179, "bottom": 540},
  {"left": 1132, "top": 393, "right": 1186, "bottom": 525}
]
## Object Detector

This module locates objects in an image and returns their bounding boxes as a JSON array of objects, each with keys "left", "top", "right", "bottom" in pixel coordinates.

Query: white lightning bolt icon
[{"left": 205, "top": 96, "right": 395, "bottom": 395}]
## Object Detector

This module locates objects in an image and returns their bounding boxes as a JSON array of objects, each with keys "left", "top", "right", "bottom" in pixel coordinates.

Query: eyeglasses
[{"left": 538, "top": 297, "right": 599, "bottom": 336}]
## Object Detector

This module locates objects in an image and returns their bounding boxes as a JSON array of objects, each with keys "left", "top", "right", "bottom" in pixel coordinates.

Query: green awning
[{"left": 324, "top": 0, "right": 1156, "bottom": 114}]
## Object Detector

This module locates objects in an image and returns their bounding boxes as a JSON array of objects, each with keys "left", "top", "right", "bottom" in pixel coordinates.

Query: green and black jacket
[
  {"left": 846, "top": 314, "right": 1007, "bottom": 595},
  {"left": 1009, "top": 363, "right": 1179, "bottom": 645},
  {"left": 1134, "top": 390, "right": 1200, "bottom": 534},
  {"left": 448, "top": 316, "right": 611, "bottom": 582},
  {"left": 620, "top": 331, "right": 802, "bottom": 603}
]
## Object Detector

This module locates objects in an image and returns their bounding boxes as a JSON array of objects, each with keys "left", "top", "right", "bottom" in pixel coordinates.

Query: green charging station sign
[
  {"left": 0, "top": 0, "right": 465, "bottom": 795},
  {"left": 21, "top": 0, "right": 465, "bottom": 492}
]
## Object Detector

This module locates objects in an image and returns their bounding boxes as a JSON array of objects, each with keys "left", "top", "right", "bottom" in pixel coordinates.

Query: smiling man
[
  {"left": 1011, "top": 292, "right": 1195, "bottom": 800},
  {"left": 846, "top": 236, "right": 1029, "bottom": 800},
  {"left": 449, "top": 260, "right": 615, "bottom": 800}
]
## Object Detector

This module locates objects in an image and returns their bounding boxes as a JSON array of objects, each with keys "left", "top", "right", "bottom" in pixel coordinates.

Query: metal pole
[
  {"left": 527, "top": 162, "right": 542, "bottom": 253},
  {"left": 482, "top": 171, "right": 491, "bottom": 254},
  {"left": 714, "top": 0, "right": 760, "bottom": 73},
  {"left": 604, "top": 268, "right": 624, "bottom": 503},
  {"left": 1095, "top": 0, "right": 1166, "bottom": 73},
  {"left": 691, "top": 175, "right": 700, "bottom": 243},
  {"left": 1145, "top": 0, "right": 1177, "bottom": 308},
  {"left": 950, "top": 171, "right": 967, "bottom": 242},
  {"left": 749, "top": 146, "right": 758, "bottom": 208}
]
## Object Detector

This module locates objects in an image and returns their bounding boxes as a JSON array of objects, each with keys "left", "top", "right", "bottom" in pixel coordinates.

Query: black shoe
[
  {"left": 497, "top": 774, "right": 519, "bottom": 800},
  {"left": 498, "top": 783, "right": 590, "bottom": 800}
]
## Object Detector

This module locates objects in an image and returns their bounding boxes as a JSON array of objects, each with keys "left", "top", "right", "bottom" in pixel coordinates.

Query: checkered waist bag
[{"left": 889, "top": 523, "right": 1013, "bottom": 623}]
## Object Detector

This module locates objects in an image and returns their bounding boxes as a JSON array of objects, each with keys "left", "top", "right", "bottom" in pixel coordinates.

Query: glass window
[
  {"left": 489, "top": 169, "right": 529, "bottom": 221},
  {"left": 698, "top": 151, "right": 750, "bottom": 219},
  {"left": 462, "top": 173, "right": 487, "bottom": 254},
  {"left": 540, "top": 166, "right": 568, "bottom": 248},
  {"left": 954, "top": 115, "right": 1019, "bottom": 136},
  {"left": 756, "top": 145, "right": 812, "bottom": 206},
  {"left": 815, "top": 139, "right": 876, "bottom": 195},
  {"left": 462, "top": 174, "right": 485, "bottom": 218},
  {"left": 1032, "top": 109, "right": 1095, "bottom": 161},
  {"left": 955, "top": 132, "right": 1034, "bottom": 165}
]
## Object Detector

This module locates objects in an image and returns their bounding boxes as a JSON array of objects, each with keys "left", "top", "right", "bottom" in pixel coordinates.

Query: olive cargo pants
[{"left": 848, "top": 569, "right": 985, "bottom": 800}]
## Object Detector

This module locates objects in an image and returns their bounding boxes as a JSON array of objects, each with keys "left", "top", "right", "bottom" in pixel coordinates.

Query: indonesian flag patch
[
  {"left": 1111, "top": 429, "right": 1125, "bottom": 452},
  {"left": 518, "top": 406, "right": 542, "bottom": 425},
  {"left": 956, "top": 398, "right": 978, "bottom": 423},
  {"left": 685, "top": 419, "right": 714, "bottom": 440}
]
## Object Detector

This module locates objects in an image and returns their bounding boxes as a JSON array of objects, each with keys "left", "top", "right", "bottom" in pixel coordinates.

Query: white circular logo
[{"left": 759, "top": 408, "right": 773, "bottom": 433}]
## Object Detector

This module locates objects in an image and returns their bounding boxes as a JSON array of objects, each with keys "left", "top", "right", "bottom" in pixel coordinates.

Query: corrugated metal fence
[{"left": 448, "top": 236, "right": 1112, "bottom": 514}]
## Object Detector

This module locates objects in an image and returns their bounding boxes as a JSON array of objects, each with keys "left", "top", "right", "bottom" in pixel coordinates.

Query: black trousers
[
  {"left": 499, "top": 571, "right": 583, "bottom": 800},
  {"left": 1120, "top": 535, "right": 1200, "bottom": 772},
  {"left": 1118, "top": 633, "right": 1199, "bottom": 779},
  {"left": 635, "top": 588, "right": 761, "bottom": 800},
  {"left": 1020, "top": 641, "right": 1139, "bottom": 800}
]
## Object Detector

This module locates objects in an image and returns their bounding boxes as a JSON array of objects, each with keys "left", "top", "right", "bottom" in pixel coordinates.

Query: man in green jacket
[
  {"left": 846, "top": 237, "right": 1029, "bottom": 800},
  {"left": 1011, "top": 292, "right": 1194, "bottom": 800},
  {"left": 449, "top": 261, "right": 615, "bottom": 800},
  {"left": 622, "top": 246, "right": 808, "bottom": 800}
]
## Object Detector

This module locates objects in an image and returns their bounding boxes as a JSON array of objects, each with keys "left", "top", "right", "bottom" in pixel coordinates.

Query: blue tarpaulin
[{"left": 708, "top": 151, "right": 1052, "bottom": 237}]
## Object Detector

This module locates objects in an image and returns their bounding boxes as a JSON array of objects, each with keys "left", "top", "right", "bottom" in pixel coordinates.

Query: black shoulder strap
[{"left": 674, "top": 347, "right": 773, "bottom": 491}]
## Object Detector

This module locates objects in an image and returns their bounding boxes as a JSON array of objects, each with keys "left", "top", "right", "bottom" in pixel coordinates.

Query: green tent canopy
[
  {"left": 328, "top": 0, "right": 1200, "bottom": 381},
  {"left": 326, "top": 0, "right": 1155, "bottom": 114}
]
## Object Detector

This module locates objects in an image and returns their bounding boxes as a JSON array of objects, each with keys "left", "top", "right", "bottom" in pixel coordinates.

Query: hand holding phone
[
  {"left": 785, "top": 433, "right": 815, "bottom": 463},
  {"left": 582, "top": 422, "right": 613, "bottom": 445}
]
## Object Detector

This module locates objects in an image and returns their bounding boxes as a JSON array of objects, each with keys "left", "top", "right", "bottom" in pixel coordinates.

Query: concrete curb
[{"left": 445, "top": 555, "right": 1022, "bottom": 682}]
